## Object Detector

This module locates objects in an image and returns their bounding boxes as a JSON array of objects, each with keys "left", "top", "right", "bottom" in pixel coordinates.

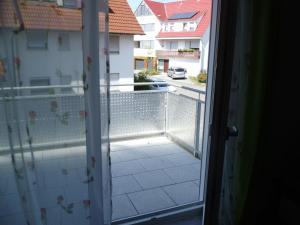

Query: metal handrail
[{"left": 0, "top": 82, "right": 206, "bottom": 94}]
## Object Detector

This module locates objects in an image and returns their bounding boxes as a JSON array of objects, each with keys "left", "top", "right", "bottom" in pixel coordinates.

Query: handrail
[{"left": 0, "top": 82, "right": 206, "bottom": 94}]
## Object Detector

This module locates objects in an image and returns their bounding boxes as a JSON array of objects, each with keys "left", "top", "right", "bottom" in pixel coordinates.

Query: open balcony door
[{"left": 82, "top": 0, "right": 111, "bottom": 225}]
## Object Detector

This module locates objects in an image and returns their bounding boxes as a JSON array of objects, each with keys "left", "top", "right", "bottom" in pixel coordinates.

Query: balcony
[
  {"left": 0, "top": 84, "right": 205, "bottom": 223},
  {"left": 156, "top": 50, "right": 200, "bottom": 59}
]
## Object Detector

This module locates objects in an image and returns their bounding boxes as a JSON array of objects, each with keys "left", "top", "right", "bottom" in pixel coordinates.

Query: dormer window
[
  {"left": 63, "top": 0, "right": 78, "bottom": 8},
  {"left": 170, "top": 23, "right": 174, "bottom": 32},
  {"left": 56, "top": 0, "right": 80, "bottom": 8},
  {"left": 183, "top": 22, "right": 188, "bottom": 31}
]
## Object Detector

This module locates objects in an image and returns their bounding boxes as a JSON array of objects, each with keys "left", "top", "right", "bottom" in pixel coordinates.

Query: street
[{"left": 150, "top": 74, "right": 206, "bottom": 101}]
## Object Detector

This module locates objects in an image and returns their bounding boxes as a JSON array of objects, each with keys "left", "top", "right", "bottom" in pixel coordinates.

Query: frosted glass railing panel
[
  {"left": 110, "top": 91, "right": 166, "bottom": 138},
  {"left": 167, "top": 92, "right": 197, "bottom": 150},
  {"left": 0, "top": 95, "right": 86, "bottom": 151}
]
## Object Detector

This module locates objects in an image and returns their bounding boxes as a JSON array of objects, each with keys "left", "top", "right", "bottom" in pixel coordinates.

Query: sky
[{"left": 127, "top": 0, "right": 177, "bottom": 12}]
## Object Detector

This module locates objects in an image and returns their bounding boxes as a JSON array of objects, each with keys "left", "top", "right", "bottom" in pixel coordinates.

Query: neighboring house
[
  {"left": 0, "top": 0, "right": 143, "bottom": 92},
  {"left": 134, "top": 0, "right": 211, "bottom": 77}
]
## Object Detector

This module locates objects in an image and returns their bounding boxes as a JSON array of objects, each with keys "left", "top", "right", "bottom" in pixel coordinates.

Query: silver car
[{"left": 167, "top": 67, "right": 186, "bottom": 79}]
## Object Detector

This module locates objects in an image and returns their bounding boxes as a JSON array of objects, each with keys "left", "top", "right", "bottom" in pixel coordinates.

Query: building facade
[
  {"left": 0, "top": 0, "right": 143, "bottom": 92},
  {"left": 134, "top": 0, "right": 211, "bottom": 77}
]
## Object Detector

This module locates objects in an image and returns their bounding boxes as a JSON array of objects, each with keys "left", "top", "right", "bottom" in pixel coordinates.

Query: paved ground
[
  {"left": 150, "top": 74, "right": 206, "bottom": 101},
  {"left": 111, "top": 136, "right": 201, "bottom": 221},
  {"left": 0, "top": 137, "right": 202, "bottom": 224}
]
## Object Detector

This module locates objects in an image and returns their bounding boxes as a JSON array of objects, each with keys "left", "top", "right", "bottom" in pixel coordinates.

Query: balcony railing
[
  {"left": 156, "top": 50, "right": 200, "bottom": 59},
  {"left": 0, "top": 83, "right": 205, "bottom": 155}
]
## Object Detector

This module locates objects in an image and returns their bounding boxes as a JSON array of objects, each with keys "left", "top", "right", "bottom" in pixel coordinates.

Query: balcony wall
[{"left": 156, "top": 50, "right": 200, "bottom": 59}]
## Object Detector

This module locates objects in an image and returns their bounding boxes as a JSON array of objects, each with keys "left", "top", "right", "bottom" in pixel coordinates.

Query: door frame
[{"left": 202, "top": 0, "right": 239, "bottom": 224}]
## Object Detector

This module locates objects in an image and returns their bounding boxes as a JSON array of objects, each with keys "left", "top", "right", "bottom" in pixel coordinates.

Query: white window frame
[
  {"left": 30, "top": 77, "right": 51, "bottom": 95},
  {"left": 170, "top": 23, "right": 174, "bottom": 31},
  {"left": 142, "top": 23, "right": 155, "bottom": 32},
  {"left": 170, "top": 41, "right": 178, "bottom": 50},
  {"left": 26, "top": 31, "right": 48, "bottom": 49},
  {"left": 109, "top": 35, "right": 120, "bottom": 54},
  {"left": 140, "top": 40, "right": 154, "bottom": 49},
  {"left": 63, "top": 0, "right": 78, "bottom": 8}
]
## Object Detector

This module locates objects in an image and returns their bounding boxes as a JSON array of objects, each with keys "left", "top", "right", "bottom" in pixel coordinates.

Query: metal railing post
[
  {"left": 194, "top": 93, "right": 202, "bottom": 158},
  {"left": 164, "top": 91, "right": 168, "bottom": 134}
]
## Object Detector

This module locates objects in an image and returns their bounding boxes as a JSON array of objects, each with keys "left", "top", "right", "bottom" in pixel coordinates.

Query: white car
[
  {"left": 167, "top": 67, "right": 186, "bottom": 79},
  {"left": 149, "top": 78, "right": 176, "bottom": 92}
]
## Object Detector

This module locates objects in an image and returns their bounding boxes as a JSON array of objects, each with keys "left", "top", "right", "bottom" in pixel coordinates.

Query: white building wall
[
  {"left": 110, "top": 35, "right": 134, "bottom": 91},
  {"left": 0, "top": 30, "right": 134, "bottom": 91},
  {"left": 200, "top": 25, "right": 210, "bottom": 71},
  {"left": 134, "top": 14, "right": 161, "bottom": 57},
  {"left": 17, "top": 31, "right": 83, "bottom": 88}
]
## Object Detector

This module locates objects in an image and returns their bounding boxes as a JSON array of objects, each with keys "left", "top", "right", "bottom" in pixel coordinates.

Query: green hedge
[
  {"left": 137, "top": 69, "right": 159, "bottom": 76},
  {"left": 178, "top": 49, "right": 195, "bottom": 53},
  {"left": 198, "top": 70, "right": 207, "bottom": 83},
  {"left": 134, "top": 73, "right": 151, "bottom": 90}
]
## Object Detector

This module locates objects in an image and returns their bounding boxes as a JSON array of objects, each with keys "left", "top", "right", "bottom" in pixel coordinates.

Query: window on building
[
  {"left": 183, "top": 22, "right": 188, "bottom": 31},
  {"left": 140, "top": 40, "right": 154, "bottom": 49},
  {"left": 141, "top": 23, "right": 155, "bottom": 32},
  {"left": 185, "top": 40, "right": 199, "bottom": 49},
  {"left": 134, "top": 41, "right": 141, "bottom": 48},
  {"left": 189, "top": 22, "right": 196, "bottom": 31},
  {"left": 109, "top": 36, "right": 120, "bottom": 54},
  {"left": 60, "top": 75, "right": 72, "bottom": 93},
  {"left": 170, "top": 41, "right": 178, "bottom": 50},
  {"left": 26, "top": 31, "right": 48, "bottom": 49},
  {"left": 164, "top": 23, "right": 168, "bottom": 32},
  {"left": 135, "top": 3, "right": 151, "bottom": 16},
  {"left": 170, "top": 23, "right": 174, "bottom": 31},
  {"left": 63, "top": 0, "right": 78, "bottom": 8},
  {"left": 30, "top": 77, "right": 51, "bottom": 95},
  {"left": 135, "top": 59, "right": 145, "bottom": 70},
  {"left": 58, "top": 33, "right": 70, "bottom": 51}
]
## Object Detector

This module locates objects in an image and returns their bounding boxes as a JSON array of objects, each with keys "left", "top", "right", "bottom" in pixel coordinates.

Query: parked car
[
  {"left": 149, "top": 77, "right": 176, "bottom": 92},
  {"left": 167, "top": 67, "right": 187, "bottom": 79}
]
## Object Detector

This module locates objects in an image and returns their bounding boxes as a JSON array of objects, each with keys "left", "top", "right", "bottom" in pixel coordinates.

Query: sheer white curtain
[
  {"left": 0, "top": 0, "right": 111, "bottom": 225},
  {"left": 82, "top": 0, "right": 111, "bottom": 224}
]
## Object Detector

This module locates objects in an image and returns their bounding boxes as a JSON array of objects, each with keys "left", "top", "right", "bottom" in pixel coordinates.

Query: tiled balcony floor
[
  {"left": 0, "top": 136, "right": 201, "bottom": 224},
  {"left": 111, "top": 136, "right": 201, "bottom": 221}
]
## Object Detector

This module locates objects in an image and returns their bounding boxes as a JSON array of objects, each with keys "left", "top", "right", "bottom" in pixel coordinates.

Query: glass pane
[{"left": 0, "top": 1, "right": 110, "bottom": 225}]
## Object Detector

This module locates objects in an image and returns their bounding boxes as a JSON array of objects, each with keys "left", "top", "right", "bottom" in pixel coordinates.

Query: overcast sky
[{"left": 127, "top": 0, "right": 177, "bottom": 12}]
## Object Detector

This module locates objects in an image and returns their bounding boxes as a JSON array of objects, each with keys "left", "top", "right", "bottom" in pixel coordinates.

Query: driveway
[{"left": 150, "top": 74, "right": 206, "bottom": 101}]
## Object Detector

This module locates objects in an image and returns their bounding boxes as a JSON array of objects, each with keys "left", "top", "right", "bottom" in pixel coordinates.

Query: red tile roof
[
  {"left": 0, "top": 0, "right": 144, "bottom": 35},
  {"left": 144, "top": 0, "right": 211, "bottom": 38},
  {"left": 144, "top": 0, "right": 167, "bottom": 20}
]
